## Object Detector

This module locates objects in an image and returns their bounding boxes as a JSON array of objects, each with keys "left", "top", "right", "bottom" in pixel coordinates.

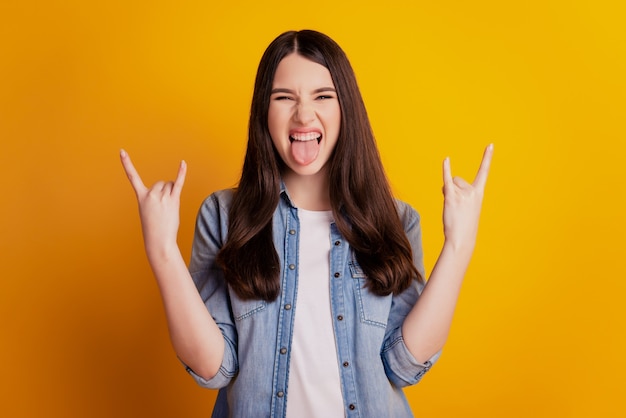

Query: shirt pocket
[
  {"left": 349, "top": 261, "right": 392, "bottom": 329},
  {"left": 229, "top": 291, "right": 267, "bottom": 321}
]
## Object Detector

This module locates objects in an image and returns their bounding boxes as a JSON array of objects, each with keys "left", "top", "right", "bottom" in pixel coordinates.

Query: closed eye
[
  {"left": 316, "top": 95, "right": 335, "bottom": 100},
  {"left": 273, "top": 95, "right": 294, "bottom": 101}
]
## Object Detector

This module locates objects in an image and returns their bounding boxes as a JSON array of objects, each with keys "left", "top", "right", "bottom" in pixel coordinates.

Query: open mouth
[
  {"left": 288, "top": 132, "right": 322, "bottom": 165},
  {"left": 289, "top": 132, "right": 322, "bottom": 144}
]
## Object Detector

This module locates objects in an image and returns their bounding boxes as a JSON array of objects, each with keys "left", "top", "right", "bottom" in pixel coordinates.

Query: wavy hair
[{"left": 217, "top": 30, "right": 423, "bottom": 301}]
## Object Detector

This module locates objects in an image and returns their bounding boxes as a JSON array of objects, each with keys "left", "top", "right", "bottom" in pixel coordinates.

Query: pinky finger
[
  {"left": 473, "top": 144, "right": 494, "bottom": 189},
  {"left": 120, "top": 149, "right": 147, "bottom": 194},
  {"left": 442, "top": 156, "right": 453, "bottom": 187}
]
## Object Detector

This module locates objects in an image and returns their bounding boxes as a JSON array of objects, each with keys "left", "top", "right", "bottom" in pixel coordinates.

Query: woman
[{"left": 121, "top": 29, "right": 493, "bottom": 417}]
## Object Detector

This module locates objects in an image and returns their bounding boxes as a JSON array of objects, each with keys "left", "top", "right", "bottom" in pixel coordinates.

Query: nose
[{"left": 293, "top": 101, "right": 315, "bottom": 124}]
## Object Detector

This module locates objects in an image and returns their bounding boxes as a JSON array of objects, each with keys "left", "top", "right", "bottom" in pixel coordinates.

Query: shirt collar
[{"left": 279, "top": 179, "right": 296, "bottom": 208}]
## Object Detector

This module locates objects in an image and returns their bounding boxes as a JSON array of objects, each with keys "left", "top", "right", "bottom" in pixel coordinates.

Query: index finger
[
  {"left": 472, "top": 143, "right": 494, "bottom": 189},
  {"left": 171, "top": 160, "right": 187, "bottom": 197},
  {"left": 120, "top": 149, "right": 147, "bottom": 194}
]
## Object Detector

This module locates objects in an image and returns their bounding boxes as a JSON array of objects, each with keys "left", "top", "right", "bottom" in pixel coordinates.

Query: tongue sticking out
[{"left": 291, "top": 139, "right": 320, "bottom": 165}]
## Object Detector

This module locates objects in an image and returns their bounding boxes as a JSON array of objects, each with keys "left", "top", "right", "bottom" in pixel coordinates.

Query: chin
[{"left": 286, "top": 162, "right": 328, "bottom": 177}]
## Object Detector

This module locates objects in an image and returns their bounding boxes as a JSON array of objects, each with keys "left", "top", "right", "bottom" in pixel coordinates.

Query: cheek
[
  {"left": 268, "top": 106, "right": 289, "bottom": 132},
  {"left": 325, "top": 106, "right": 342, "bottom": 134}
]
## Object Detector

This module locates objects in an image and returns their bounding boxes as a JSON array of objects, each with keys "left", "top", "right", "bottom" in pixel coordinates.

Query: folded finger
[
  {"left": 453, "top": 176, "right": 471, "bottom": 189},
  {"left": 152, "top": 180, "right": 166, "bottom": 193}
]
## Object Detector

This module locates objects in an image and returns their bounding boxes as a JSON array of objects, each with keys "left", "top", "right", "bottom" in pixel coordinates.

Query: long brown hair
[{"left": 217, "top": 30, "right": 423, "bottom": 301}]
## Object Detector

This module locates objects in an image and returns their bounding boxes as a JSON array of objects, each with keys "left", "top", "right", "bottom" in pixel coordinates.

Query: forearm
[
  {"left": 401, "top": 241, "right": 473, "bottom": 363},
  {"left": 146, "top": 245, "right": 225, "bottom": 380}
]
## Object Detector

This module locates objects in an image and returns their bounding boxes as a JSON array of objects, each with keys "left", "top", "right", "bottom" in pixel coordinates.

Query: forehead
[{"left": 272, "top": 53, "right": 335, "bottom": 88}]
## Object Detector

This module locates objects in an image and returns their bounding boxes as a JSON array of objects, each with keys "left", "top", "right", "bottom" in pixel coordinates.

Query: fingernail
[{"left": 120, "top": 149, "right": 127, "bottom": 157}]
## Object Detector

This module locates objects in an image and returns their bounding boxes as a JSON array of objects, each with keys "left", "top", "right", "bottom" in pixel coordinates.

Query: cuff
[
  {"left": 382, "top": 329, "right": 441, "bottom": 387},
  {"left": 180, "top": 358, "right": 235, "bottom": 389}
]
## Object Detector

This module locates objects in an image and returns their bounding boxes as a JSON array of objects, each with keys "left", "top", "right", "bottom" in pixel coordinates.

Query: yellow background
[{"left": 1, "top": 1, "right": 625, "bottom": 417}]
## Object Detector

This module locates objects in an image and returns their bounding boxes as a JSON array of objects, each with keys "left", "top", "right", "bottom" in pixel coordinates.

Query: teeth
[{"left": 290, "top": 132, "right": 321, "bottom": 141}]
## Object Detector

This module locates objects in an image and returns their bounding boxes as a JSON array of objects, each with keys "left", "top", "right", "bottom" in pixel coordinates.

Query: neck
[{"left": 282, "top": 168, "right": 331, "bottom": 211}]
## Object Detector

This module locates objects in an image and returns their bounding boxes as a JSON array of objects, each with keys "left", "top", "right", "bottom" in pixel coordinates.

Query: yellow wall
[{"left": 1, "top": 1, "right": 624, "bottom": 417}]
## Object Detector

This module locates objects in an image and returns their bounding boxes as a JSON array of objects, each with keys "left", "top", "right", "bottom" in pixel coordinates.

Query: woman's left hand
[{"left": 441, "top": 144, "right": 494, "bottom": 252}]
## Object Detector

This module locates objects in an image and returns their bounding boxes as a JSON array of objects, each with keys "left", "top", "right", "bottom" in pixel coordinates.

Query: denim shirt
[{"left": 186, "top": 187, "right": 440, "bottom": 418}]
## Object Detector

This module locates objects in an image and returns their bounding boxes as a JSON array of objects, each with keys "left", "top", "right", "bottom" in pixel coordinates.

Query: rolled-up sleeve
[
  {"left": 185, "top": 191, "right": 239, "bottom": 389},
  {"left": 381, "top": 201, "right": 441, "bottom": 387},
  {"left": 381, "top": 326, "right": 441, "bottom": 387}
]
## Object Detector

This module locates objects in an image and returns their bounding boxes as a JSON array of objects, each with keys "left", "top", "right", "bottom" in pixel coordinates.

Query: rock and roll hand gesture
[
  {"left": 441, "top": 143, "right": 494, "bottom": 252},
  {"left": 119, "top": 150, "right": 224, "bottom": 379},
  {"left": 402, "top": 144, "right": 494, "bottom": 363},
  {"left": 119, "top": 143, "right": 493, "bottom": 258},
  {"left": 120, "top": 149, "right": 187, "bottom": 260}
]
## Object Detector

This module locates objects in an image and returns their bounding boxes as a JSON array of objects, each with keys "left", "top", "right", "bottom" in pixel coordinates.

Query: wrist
[
  {"left": 441, "top": 238, "right": 475, "bottom": 261},
  {"left": 145, "top": 241, "right": 181, "bottom": 265}
]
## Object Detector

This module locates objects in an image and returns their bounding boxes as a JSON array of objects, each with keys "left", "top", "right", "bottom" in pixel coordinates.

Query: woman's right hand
[
  {"left": 120, "top": 149, "right": 187, "bottom": 261},
  {"left": 120, "top": 150, "right": 224, "bottom": 377}
]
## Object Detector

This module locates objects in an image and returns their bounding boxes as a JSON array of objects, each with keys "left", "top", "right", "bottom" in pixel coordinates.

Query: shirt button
[
  {"left": 349, "top": 404, "right": 356, "bottom": 410},
  {"left": 284, "top": 304, "right": 292, "bottom": 310},
  {"left": 277, "top": 391, "right": 284, "bottom": 398},
  {"left": 334, "top": 240, "right": 341, "bottom": 246},
  {"left": 337, "top": 315, "right": 344, "bottom": 321},
  {"left": 289, "top": 264, "right": 295, "bottom": 270},
  {"left": 334, "top": 272, "right": 341, "bottom": 278},
  {"left": 289, "top": 229, "right": 296, "bottom": 235},
  {"left": 280, "top": 347, "right": 287, "bottom": 354},
  {"left": 343, "top": 361, "right": 349, "bottom": 367}
]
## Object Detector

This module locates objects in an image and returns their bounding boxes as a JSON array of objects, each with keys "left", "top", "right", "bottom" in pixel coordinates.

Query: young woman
[{"left": 121, "top": 30, "right": 493, "bottom": 418}]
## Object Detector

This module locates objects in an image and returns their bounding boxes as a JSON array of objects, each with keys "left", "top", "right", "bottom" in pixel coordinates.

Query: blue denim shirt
[{"left": 186, "top": 187, "right": 440, "bottom": 418}]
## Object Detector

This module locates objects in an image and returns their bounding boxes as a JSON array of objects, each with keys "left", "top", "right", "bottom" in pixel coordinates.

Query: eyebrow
[{"left": 270, "top": 87, "right": 337, "bottom": 95}]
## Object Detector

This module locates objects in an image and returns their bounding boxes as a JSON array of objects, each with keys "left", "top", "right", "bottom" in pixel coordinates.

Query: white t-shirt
[{"left": 286, "top": 208, "right": 344, "bottom": 418}]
